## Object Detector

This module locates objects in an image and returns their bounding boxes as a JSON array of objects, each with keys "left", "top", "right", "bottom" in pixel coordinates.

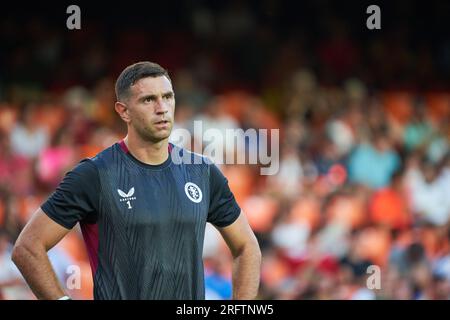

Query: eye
[{"left": 144, "top": 97, "right": 154, "bottom": 103}]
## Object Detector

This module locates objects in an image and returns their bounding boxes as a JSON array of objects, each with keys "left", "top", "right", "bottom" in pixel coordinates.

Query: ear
[{"left": 115, "top": 101, "right": 131, "bottom": 123}]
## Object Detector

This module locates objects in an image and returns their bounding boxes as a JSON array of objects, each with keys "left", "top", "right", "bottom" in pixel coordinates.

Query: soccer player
[{"left": 12, "top": 62, "right": 261, "bottom": 300}]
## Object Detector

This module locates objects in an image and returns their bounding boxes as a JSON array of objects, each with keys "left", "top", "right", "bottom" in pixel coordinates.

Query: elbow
[
  {"left": 12, "top": 238, "right": 38, "bottom": 267},
  {"left": 11, "top": 241, "right": 28, "bottom": 266},
  {"left": 11, "top": 242, "right": 23, "bottom": 267}
]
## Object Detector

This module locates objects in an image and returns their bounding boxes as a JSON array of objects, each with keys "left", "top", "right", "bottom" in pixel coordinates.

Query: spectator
[
  {"left": 10, "top": 105, "right": 49, "bottom": 158},
  {"left": 405, "top": 158, "right": 450, "bottom": 226},
  {"left": 348, "top": 129, "right": 401, "bottom": 189}
]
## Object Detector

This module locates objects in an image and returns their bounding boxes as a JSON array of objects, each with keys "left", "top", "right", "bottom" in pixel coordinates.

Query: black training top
[{"left": 41, "top": 141, "right": 241, "bottom": 300}]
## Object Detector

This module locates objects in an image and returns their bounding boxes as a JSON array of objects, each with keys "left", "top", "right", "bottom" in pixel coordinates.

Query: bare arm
[
  {"left": 12, "top": 208, "right": 71, "bottom": 300},
  {"left": 217, "top": 211, "right": 261, "bottom": 300}
]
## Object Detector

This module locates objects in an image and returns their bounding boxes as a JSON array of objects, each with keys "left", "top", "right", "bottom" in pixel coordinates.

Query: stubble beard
[{"left": 134, "top": 122, "right": 173, "bottom": 144}]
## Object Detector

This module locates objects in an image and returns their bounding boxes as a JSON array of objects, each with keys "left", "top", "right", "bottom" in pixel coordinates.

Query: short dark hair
[{"left": 115, "top": 61, "right": 171, "bottom": 101}]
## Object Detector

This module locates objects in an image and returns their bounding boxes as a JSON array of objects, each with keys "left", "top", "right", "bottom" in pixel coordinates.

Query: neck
[{"left": 123, "top": 133, "right": 169, "bottom": 166}]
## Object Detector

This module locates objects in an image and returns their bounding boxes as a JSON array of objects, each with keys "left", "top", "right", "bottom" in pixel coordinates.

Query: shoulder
[
  {"left": 65, "top": 157, "right": 97, "bottom": 177},
  {"left": 60, "top": 158, "right": 99, "bottom": 189},
  {"left": 69, "top": 143, "right": 120, "bottom": 178},
  {"left": 88, "top": 143, "right": 120, "bottom": 167}
]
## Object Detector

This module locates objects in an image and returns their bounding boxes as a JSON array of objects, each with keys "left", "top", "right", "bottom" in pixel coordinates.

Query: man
[{"left": 12, "top": 62, "right": 261, "bottom": 300}]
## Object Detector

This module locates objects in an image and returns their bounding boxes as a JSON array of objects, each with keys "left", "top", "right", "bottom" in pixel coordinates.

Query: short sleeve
[
  {"left": 207, "top": 164, "right": 241, "bottom": 228},
  {"left": 41, "top": 159, "right": 99, "bottom": 229}
]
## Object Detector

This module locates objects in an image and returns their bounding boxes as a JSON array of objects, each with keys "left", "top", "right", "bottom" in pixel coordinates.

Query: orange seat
[
  {"left": 289, "top": 195, "right": 321, "bottom": 230},
  {"left": 35, "top": 104, "right": 67, "bottom": 136},
  {"left": 355, "top": 226, "right": 392, "bottom": 267},
  {"left": 382, "top": 91, "right": 413, "bottom": 125},
  {"left": 369, "top": 187, "right": 411, "bottom": 230},
  {"left": 426, "top": 92, "right": 450, "bottom": 123},
  {"left": 326, "top": 194, "right": 367, "bottom": 229},
  {"left": 0, "top": 106, "right": 18, "bottom": 134},
  {"left": 243, "top": 195, "right": 278, "bottom": 233},
  {"left": 221, "top": 165, "right": 254, "bottom": 206}
]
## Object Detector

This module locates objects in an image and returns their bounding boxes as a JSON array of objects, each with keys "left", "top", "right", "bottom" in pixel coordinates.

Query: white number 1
[{"left": 127, "top": 201, "right": 132, "bottom": 209}]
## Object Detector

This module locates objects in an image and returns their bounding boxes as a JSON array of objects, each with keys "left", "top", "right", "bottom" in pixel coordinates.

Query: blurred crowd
[{"left": 1, "top": 1, "right": 449, "bottom": 300}]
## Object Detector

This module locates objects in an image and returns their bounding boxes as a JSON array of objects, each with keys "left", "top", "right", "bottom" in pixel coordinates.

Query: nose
[{"left": 154, "top": 98, "right": 169, "bottom": 115}]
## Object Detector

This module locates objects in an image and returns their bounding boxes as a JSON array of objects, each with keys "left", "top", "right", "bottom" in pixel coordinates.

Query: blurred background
[{"left": 0, "top": 0, "right": 449, "bottom": 300}]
